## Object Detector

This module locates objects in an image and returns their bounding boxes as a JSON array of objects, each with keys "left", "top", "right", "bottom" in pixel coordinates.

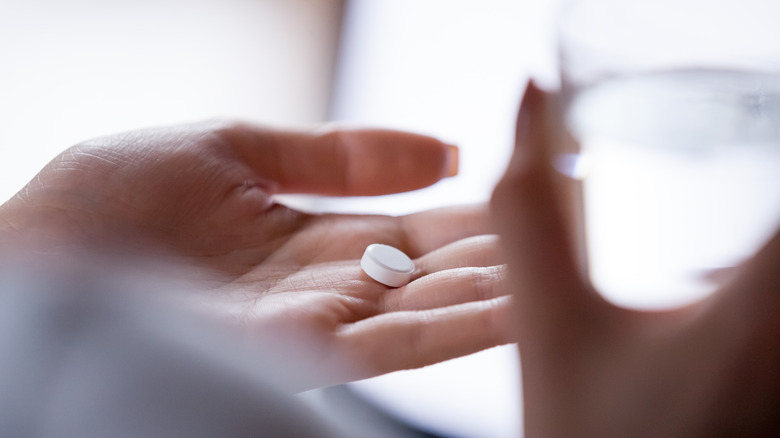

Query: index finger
[{"left": 400, "top": 203, "right": 492, "bottom": 256}]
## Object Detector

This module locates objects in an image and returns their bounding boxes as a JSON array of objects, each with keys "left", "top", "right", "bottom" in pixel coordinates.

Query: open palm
[{"left": 0, "top": 121, "right": 513, "bottom": 389}]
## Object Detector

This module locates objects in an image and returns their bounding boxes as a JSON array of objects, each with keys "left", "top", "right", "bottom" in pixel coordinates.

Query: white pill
[{"left": 360, "top": 243, "right": 415, "bottom": 288}]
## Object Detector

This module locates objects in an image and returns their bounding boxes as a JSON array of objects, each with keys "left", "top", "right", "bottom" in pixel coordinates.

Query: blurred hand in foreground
[{"left": 492, "top": 83, "right": 780, "bottom": 437}]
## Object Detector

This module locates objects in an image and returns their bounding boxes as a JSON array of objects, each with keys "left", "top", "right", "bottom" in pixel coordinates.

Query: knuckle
[{"left": 469, "top": 267, "right": 502, "bottom": 301}]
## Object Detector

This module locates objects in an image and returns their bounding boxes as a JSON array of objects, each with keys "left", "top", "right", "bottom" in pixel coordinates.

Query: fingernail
[
  {"left": 516, "top": 80, "right": 543, "bottom": 137},
  {"left": 444, "top": 144, "right": 459, "bottom": 177}
]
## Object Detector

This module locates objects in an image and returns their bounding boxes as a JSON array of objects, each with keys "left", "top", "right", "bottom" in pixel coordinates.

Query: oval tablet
[{"left": 360, "top": 243, "right": 415, "bottom": 288}]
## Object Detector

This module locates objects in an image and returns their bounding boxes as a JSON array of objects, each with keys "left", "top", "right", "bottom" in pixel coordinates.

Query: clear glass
[{"left": 557, "top": 0, "right": 780, "bottom": 308}]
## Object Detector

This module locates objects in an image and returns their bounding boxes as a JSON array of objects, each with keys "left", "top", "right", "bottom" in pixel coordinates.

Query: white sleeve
[{"left": 0, "top": 270, "right": 350, "bottom": 438}]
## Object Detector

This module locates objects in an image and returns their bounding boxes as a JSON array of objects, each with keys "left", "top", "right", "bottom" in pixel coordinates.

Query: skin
[
  {"left": 491, "top": 83, "right": 780, "bottom": 437},
  {"left": 0, "top": 121, "right": 514, "bottom": 390}
]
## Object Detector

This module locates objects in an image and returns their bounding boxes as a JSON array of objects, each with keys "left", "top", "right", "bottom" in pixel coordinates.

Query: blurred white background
[
  {"left": 0, "top": 1, "right": 561, "bottom": 437},
  {"left": 0, "top": 0, "right": 343, "bottom": 203}
]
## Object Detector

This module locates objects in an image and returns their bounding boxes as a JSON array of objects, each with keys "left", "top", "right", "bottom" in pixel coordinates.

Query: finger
[
  {"left": 261, "top": 208, "right": 491, "bottom": 267},
  {"left": 412, "top": 234, "right": 501, "bottom": 278},
  {"left": 284, "top": 209, "right": 494, "bottom": 268},
  {"left": 401, "top": 203, "right": 492, "bottom": 257},
  {"left": 490, "top": 82, "right": 612, "bottom": 344},
  {"left": 381, "top": 266, "right": 508, "bottom": 311},
  {"left": 219, "top": 123, "right": 458, "bottom": 196},
  {"left": 337, "top": 297, "right": 514, "bottom": 376}
]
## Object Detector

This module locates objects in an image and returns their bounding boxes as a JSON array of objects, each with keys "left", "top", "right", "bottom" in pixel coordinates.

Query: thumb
[{"left": 219, "top": 123, "right": 458, "bottom": 196}]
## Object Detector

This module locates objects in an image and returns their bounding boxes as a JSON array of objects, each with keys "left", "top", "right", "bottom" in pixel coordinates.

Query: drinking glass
[{"left": 556, "top": 0, "right": 780, "bottom": 308}]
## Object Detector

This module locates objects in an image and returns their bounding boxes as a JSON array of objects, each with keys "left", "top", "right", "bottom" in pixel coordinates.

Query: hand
[
  {"left": 0, "top": 121, "right": 513, "bottom": 389},
  {"left": 491, "top": 83, "right": 780, "bottom": 436}
]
